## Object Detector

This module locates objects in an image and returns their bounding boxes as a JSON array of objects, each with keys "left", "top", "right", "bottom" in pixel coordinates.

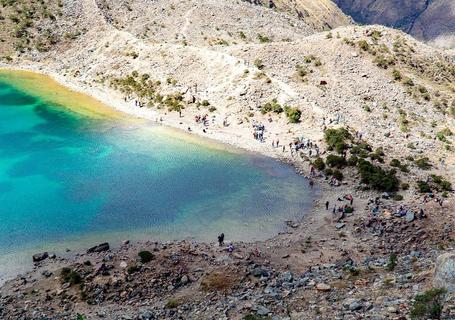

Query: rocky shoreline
[{"left": 1, "top": 164, "right": 455, "bottom": 319}]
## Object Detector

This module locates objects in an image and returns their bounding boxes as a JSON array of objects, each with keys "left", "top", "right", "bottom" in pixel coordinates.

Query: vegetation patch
[{"left": 410, "top": 288, "right": 446, "bottom": 320}]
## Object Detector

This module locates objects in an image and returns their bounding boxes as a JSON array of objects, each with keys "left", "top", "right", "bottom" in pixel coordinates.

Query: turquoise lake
[{"left": 0, "top": 71, "right": 315, "bottom": 281}]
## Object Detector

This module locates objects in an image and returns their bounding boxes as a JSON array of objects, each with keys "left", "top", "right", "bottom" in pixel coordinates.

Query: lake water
[{"left": 0, "top": 70, "right": 315, "bottom": 282}]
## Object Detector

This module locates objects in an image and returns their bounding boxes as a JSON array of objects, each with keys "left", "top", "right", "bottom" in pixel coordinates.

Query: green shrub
[
  {"left": 257, "top": 33, "right": 270, "bottom": 43},
  {"left": 417, "top": 181, "right": 431, "bottom": 193},
  {"left": 390, "top": 159, "right": 401, "bottom": 167},
  {"left": 333, "top": 170, "right": 343, "bottom": 181},
  {"left": 357, "top": 159, "right": 399, "bottom": 192},
  {"left": 127, "top": 265, "right": 140, "bottom": 274},
  {"left": 386, "top": 253, "right": 397, "bottom": 271},
  {"left": 165, "top": 299, "right": 179, "bottom": 309},
  {"left": 392, "top": 69, "right": 402, "bottom": 81},
  {"left": 410, "top": 288, "right": 446, "bottom": 319},
  {"left": 326, "top": 154, "right": 347, "bottom": 168},
  {"left": 370, "top": 147, "right": 384, "bottom": 163},
  {"left": 261, "top": 99, "right": 283, "bottom": 114},
  {"left": 254, "top": 59, "right": 264, "bottom": 70},
  {"left": 401, "top": 183, "right": 409, "bottom": 190},
  {"left": 357, "top": 40, "right": 370, "bottom": 51},
  {"left": 138, "top": 250, "right": 154, "bottom": 263},
  {"left": 312, "top": 157, "right": 325, "bottom": 171},
  {"left": 324, "top": 128, "right": 351, "bottom": 154},
  {"left": 431, "top": 175, "right": 453, "bottom": 191},
  {"left": 201, "top": 100, "right": 210, "bottom": 106},
  {"left": 347, "top": 156, "right": 358, "bottom": 166},
  {"left": 344, "top": 206, "right": 353, "bottom": 213},
  {"left": 208, "top": 106, "right": 217, "bottom": 112},
  {"left": 61, "top": 268, "right": 82, "bottom": 285},
  {"left": 403, "top": 77, "right": 414, "bottom": 86},
  {"left": 415, "top": 157, "right": 432, "bottom": 170},
  {"left": 374, "top": 55, "right": 395, "bottom": 69},
  {"left": 324, "top": 168, "right": 333, "bottom": 176},
  {"left": 393, "top": 194, "right": 403, "bottom": 201},
  {"left": 284, "top": 106, "right": 301, "bottom": 123}
]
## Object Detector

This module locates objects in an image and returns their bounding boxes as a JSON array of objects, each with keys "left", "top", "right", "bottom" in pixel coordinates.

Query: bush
[
  {"left": 138, "top": 250, "right": 154, "bottom": 263},
  {"left": 347, "top": 156, "right": 358, "bottom": 166},
  {"left": 208, "top": 106, "right": 217, "bottom": 112},
  {"left": 386, "top": 253, "right": 397, "bottom": 271},
  {"left": 326, "top": 154, "right": 347, "bottom": 168},
  {"left": 61, "top": 268, "right": 82, "bottom": 285},
  {"left": 261, "top": 99, "right": 283, "bottom": 114},
  {"left": 417, "top": 181, "right": 431, "bottom": 193},
  {"left": 257, "top": 33, "right": 270, "bottom": 43},
  {"left": 415, "top": 157, "right": 432, "bottom": 170},
  {"left": 165, "top": 299, "right": 179, "bottom": 309},
  {"left": 127, "top": 265, "right": 140, "bottom": 274},
  {"left": 370, "top": 147, "right": 384, "bottom": 163},
  {"left": 324, "top": 168, "right": 333, "bottom": 176},
  {"left": 357, "top": 159, "right": 399, "bottom": 192},
  {"left": 254, "top": 59, "right": 264, "bottom": 70},
  {"left": 390, "top": 159, "right": 401, "bottom": 167},
  {"left": 357, "top": 40, "right": 370, "bottom": 51},
  {"left": 393, "top": 194, "right": 403, "bottom": 201},
  {"left": 201, "top": 272, "right": 238, "bottom": 291},
  {"left": 401, "top": 183, "right": 410, "bottom": 190},
  {"left": 403, "top": 77, "right": 414, "bottom": 86},
  {"left": 392, "top": 69, "right": 402, "bottom": 81},
  {"left": 410, "top": 288, "right": 446, "bottom": 319},
  {"left": 333, "top": 170, "right": 343, "bottom": 181},
  {"left": 324, "top": 128, "right": 352, "bottom": 154},
  {"left": 284, "top": 106, "right": 301, "bottom": 123},
  {"left": 312, "top": 157, "right": 325, "bottom": 171},
  {"left": 431, "top": 175, "right": 453, "bottom": 191}
]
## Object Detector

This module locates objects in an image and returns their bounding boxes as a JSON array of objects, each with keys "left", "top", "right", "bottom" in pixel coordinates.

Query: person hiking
[
  {"left": 325, "top": 201, "right": 329, "bottom": 210},
  {"left": 218, "top": 233, "right": 224, "bottom": 246}
]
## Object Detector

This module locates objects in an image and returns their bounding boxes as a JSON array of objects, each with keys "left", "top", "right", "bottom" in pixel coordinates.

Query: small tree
[{"left": 284, "top": 106, "right": 301, "bottom": 123}]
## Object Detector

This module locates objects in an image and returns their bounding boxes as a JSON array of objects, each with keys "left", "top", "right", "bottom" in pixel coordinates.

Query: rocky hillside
[{"left": 334, "top": 0, "right": 455, "bottom": 48}]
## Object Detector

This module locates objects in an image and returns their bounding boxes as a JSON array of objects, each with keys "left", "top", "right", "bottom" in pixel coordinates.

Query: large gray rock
[
  {"left": 433, "top": 253, "right": 455, "bottom": 292},
  {"left": 87, "top": 242, "right": 110, "bottom": 253},
  {"left": 32, "top": 252, "right": 48, "bottom": 263}
]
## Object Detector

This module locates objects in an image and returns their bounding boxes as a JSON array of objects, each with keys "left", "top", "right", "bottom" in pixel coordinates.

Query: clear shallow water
[{"left": 0, "top": 71, "right": 315, "bottom": 280}]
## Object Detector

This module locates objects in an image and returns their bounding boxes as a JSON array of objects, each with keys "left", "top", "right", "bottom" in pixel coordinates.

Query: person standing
[
  {"left": 218, "top": 233, "right": 224, "bottom": 246},
  {"left": 325, "top": 201, "right": 329, "bottom": 210}
]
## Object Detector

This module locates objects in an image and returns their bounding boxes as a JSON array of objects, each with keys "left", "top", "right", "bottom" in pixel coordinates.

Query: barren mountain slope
[{"left": 334, "top": 0, "right": 455, "bottom": 48}]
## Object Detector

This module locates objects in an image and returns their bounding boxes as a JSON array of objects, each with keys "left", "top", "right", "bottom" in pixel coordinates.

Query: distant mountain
[{"left": 333, "top": 0, "right": 455, "bottom": 48}]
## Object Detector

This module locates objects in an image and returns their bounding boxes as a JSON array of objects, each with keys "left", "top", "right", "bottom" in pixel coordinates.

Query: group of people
[
  {"left": 323, "top": 194, "right": 355, "bottom": 221},
  {"left": 195, "top": 114, "right": 209, "bottom": 126},
  {"left": 423, "top": 193, "right": 444, "bottom": 207},
  {"left": 252, "top": 123, "right": 266, "bottom": 141}
]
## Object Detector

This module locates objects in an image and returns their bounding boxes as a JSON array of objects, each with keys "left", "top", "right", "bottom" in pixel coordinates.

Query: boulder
[
  {"left": 32, "top": 252, "right": 48, "bottom": 263},
  {"left": 405, "top": 211, "right": 415, "bottom": 223},
  {"left": 87, "top": 242, "right": 110, "bottom": 253},
  {"left": 316, "top": 283, "right": 331, "bottom": 291},
  {"left": 433, "top": 253, "right": 455, "bottom": 292}
]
